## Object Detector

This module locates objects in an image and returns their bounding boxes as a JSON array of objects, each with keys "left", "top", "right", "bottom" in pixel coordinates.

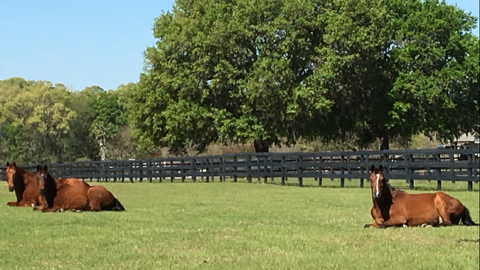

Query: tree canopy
[{"left": 128, "top": 0, "right": 479, "bottom": 154}]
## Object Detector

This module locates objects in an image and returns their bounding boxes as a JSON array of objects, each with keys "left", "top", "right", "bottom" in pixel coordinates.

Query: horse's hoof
[
  {"left": 403, "top": 224, "right": 408, "bottom": 228},
  {"left": 421, "top": 224, "right": 433, "bottom": 228},
  {"left": 363, "top": 224, "right": 370, "bottom": 228}
]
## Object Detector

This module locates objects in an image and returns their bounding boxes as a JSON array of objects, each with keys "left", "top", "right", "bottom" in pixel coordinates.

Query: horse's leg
[
  {"left": 364, "top": 207, "right": 384, "bottom": 228},
  {"left": 41, "top": 207, "right": 64, "bottom": 213},
  {"left": 90, "top": 200, "right": 101, "bottom": 211},
  {"left": 364, "top": 222, "right": 381, "bottom": 228},
  {"left": 378, "top": 216, "right": 408, "bottom": 228},
  {"left": 6, "top": 201, "right": 19, "bottom": 206},
  {"left": 434, "top": 193, "right": 454, "bottom": 226}
]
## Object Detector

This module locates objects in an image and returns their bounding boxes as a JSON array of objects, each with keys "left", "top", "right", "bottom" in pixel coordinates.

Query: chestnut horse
[
  {"left": 5, "top": 162, "right": 39, "bottom": 207},
  {"left": 364, "top": 165, "right": 476, "bottom": 228},
  {"left": 35, "top": 165, "right": 125, "bottom": 212},
  {"left": 35, "top": 165, "right": 90, "bottom": 212}
]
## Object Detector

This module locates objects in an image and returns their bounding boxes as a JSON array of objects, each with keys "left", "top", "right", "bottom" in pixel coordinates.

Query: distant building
[{"left": 451, "top": 133, "right": 479, "bottom": 149}]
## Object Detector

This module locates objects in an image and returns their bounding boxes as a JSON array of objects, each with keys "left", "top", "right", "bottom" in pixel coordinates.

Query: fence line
[{"left": 1, "top": 148, "right": 479, "bottom": 190}]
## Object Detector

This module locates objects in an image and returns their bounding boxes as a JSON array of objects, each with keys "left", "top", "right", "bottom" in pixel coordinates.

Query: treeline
[
  {"left": 1, "top": 0, "right": 479, "bottom": 164},
  {"left": 0, "top": 78, "right": 137, "bottom": 164}
]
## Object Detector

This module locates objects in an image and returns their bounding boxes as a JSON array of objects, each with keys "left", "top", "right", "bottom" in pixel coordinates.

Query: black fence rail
[{"left": 1, "top": 148, "right": 479, "bottom": 190}]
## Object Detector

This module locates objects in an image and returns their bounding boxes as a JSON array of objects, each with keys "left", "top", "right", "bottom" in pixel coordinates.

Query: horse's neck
[
  {"left": 374, "top": 184, "right": 394, "bottom": 206},
  {"left": 21, "top": 170, "right": 36, "bottom": 185},
  {"left": 43, "top": 175, "right": 58, "bottom": 207}
]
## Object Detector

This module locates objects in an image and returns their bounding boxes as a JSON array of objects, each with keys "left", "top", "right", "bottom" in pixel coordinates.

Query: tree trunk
[
  {"left": 99, "top": 138, "right": 107, "bottom": 161},
  {"left": 254, "top": 139, "right": 270, "bottom": 153},
  {"left": 380, "top": 129, "right": 389, "bottom": 150}
]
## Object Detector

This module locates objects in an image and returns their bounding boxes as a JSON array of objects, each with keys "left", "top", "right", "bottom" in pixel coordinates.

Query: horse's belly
[
  {"left": 403, "top": 198, "right": 439, "bottom": 226},
  {"left": 60, "top": 189, "right": 89, "bottom": 210}
]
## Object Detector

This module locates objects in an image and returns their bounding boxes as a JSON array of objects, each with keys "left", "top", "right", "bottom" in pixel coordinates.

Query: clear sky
[{"left": 0, "top": 0, "right": 478, "bottom": 91}]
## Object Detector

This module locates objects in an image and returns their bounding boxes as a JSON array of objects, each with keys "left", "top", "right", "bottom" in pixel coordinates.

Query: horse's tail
[
  {"left": 461, "top": 207, "right": 476, "bottom": 226},
  {"left": 111, "top": 198, "right": 125, "bottom": 211}
]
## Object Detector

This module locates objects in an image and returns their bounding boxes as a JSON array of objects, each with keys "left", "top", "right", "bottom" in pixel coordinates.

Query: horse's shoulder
[{"left": 391, "top": 189, "right": 406, "bottom": 198}]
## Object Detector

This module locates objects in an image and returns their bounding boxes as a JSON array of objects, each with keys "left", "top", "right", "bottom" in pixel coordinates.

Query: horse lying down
[
  {"left": 34, "top": 165, "right": 125, "bottom": 213},
  {"left": 4, "top": 162, "right": 39, "bottom": 207},
  {"left": 364, "top": 165, "right": 476, "bottom": 228}
]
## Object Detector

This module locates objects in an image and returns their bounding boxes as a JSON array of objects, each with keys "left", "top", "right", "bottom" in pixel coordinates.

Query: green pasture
[{"left": 0, "top": 179, "right": 478, "bottom": 270}]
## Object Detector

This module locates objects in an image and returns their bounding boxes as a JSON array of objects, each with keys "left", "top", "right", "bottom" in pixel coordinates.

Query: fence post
[
  {"left": 298, "top": 156, "right": 303, "bottom": 187},
  {"left": 340, "top": 155, "right": 345, "bottom": 188},
  {"left": 192, "top": 158, "right": 196, "bottom": 182},
  {"left": 281, "top": 155, "right": 286, "bottom": 185},
  {"left": 436, "top": 153, "right": 441, "bottom": 190},
  {"left": 247, "top": 156, "right": 252, "bottom": 183},
  {"left": 233, "top": 156, "right": 238, "bottom": 182},
  {"left": 467, "top": 153, "right": 473, "bottom": 191},
  {"left": 181, "top": 159, "right": 185, "bottom": 183},
  {"left": 318, "top": 156, "right": 323, "bottom": 187},
  {"left": 408, "top": 154, "right": 414, "bottom": 189},
  {"left": 360, "top": 155, "right": 365, "bottom": 188},
  {"left": 220, "top": 157, "right": 224, "bottom": 182}
]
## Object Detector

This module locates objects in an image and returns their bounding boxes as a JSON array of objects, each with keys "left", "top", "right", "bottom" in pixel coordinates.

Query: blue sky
[{"left": 0, "top": 1, "right": 478, "bottom": 91}]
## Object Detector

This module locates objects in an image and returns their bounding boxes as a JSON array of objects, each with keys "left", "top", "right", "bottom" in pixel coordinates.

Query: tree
[
  {"left": 128, "top": 0, "right": 332, "bottom": 154},
  {"left": 129, "top": 0, "right": 479, "bottom": 154},
  {"left": 90, "top": 89, "right": 127, "bottom": 160},
  {"left": 313, "top": 0, "right": 479, "bottom": 149},
  {"left": 0, "top": 79, "right": 77, "bottom": 163}
]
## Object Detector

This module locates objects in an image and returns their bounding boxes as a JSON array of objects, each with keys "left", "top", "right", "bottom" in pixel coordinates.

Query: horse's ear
[
  {"left": 13, "top": 162, "right": 16, "bottom": 167},
  {"left": 44, "top": 165, "right": 48, "bottom": 173},
  {"left": 378, "top": 164, "right": 383, "bottom": 172},
  {"left": 36, "top": 165, "right": 41, "bottom": 172},
  {"left": 370, "top": 164, "right": 375, "bottom": 173},
  {"left": 6, "top": 161, "right": 9, "bottom": 166}
]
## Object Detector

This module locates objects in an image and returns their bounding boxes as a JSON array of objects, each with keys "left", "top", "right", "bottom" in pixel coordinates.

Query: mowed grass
[{"left": 0, "top": 179, "right": 478, "bottom": 270}]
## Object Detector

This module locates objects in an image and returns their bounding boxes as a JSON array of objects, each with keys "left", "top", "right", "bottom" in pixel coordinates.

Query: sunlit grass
[{"left": 0, "top": 180, "right": 478, "bottom": 270}]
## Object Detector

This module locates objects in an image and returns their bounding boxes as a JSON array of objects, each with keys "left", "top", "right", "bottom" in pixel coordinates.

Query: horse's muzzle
[
  {"left": 373, "top": 192, "right": 381, "bottom": 199},
  {"left": 8, "top": 186, "right": 14, "bottom": 192},
  {"left": 38, "top": 188, "right": 45, "bottom": 194}
]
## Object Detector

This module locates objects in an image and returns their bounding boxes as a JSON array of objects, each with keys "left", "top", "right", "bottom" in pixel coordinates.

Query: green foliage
[
  {"left": 129, "top": 0, "right": 333, "bottom": 154},
  {"left": 0, "top": 181, "right": 478, "bottom": 269},
  {"left": 130, "top": 0, "right": 479, "bottom": 154},
  {"left": 0, "top": 79, "right": 77, "bottom": 163},
  {"left": 90, "top": 88, "right": 128, "bottom": 160},
  {"left": 315, "top": 0, "right": 479, "bottom": 148}
]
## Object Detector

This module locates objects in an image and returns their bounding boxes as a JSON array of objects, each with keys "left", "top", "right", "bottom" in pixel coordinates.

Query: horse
[
  {"left": 34, "top": 165, "right": 91, "bottom": 212},
  {"left": 4, "top": 162, "right": 39, "bottom": 207},
  {"left": 364, "top": 165, "right": 476, "bottom": 228},
  {"left": 35, "top": 164, "right": 125, "bottom": 212}
]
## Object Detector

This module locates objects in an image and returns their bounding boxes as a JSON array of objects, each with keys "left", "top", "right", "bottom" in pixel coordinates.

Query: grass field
[{"left": 0, "top": 179, "right": 478, "bottom": 270}]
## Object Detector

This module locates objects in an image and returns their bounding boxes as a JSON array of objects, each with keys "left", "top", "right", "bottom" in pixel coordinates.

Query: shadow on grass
[{"left": 457, "top": 239, "right": 480, "bottom": 243}]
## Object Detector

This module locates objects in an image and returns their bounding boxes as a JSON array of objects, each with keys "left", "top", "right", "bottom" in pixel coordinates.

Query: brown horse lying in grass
[
  {"left": 35, "top": 165, "right": 90, "bottom": 212},
  {"left": 5, "top": 162, "right": 39, "bottom": 207},
  {"left": 364, "top": 165, "right": 476, "bottom": 228},
  {"left": 35, "top": 165, "right": 125, "bottom": 212}
]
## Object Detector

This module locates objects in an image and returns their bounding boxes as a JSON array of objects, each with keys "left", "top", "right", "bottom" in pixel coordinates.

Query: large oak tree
[{"left": 129, "top": 0, "right": 478, "bottom": 154}]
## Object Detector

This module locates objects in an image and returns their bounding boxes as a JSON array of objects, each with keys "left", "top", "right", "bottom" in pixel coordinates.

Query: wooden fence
[{"left": 1, "top": 148, "right": 479, "bottom": 190}]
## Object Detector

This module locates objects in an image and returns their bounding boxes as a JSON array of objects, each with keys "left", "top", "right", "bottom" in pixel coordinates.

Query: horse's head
[
  {"left": 369, "top": 164, "right": 385, "bottom": 200},
  {"left": 5, "top": 162, "right": 17, "bottom": 192},
  {"left": 36, "top": 165, "right": 50, "bottom": 195}
]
